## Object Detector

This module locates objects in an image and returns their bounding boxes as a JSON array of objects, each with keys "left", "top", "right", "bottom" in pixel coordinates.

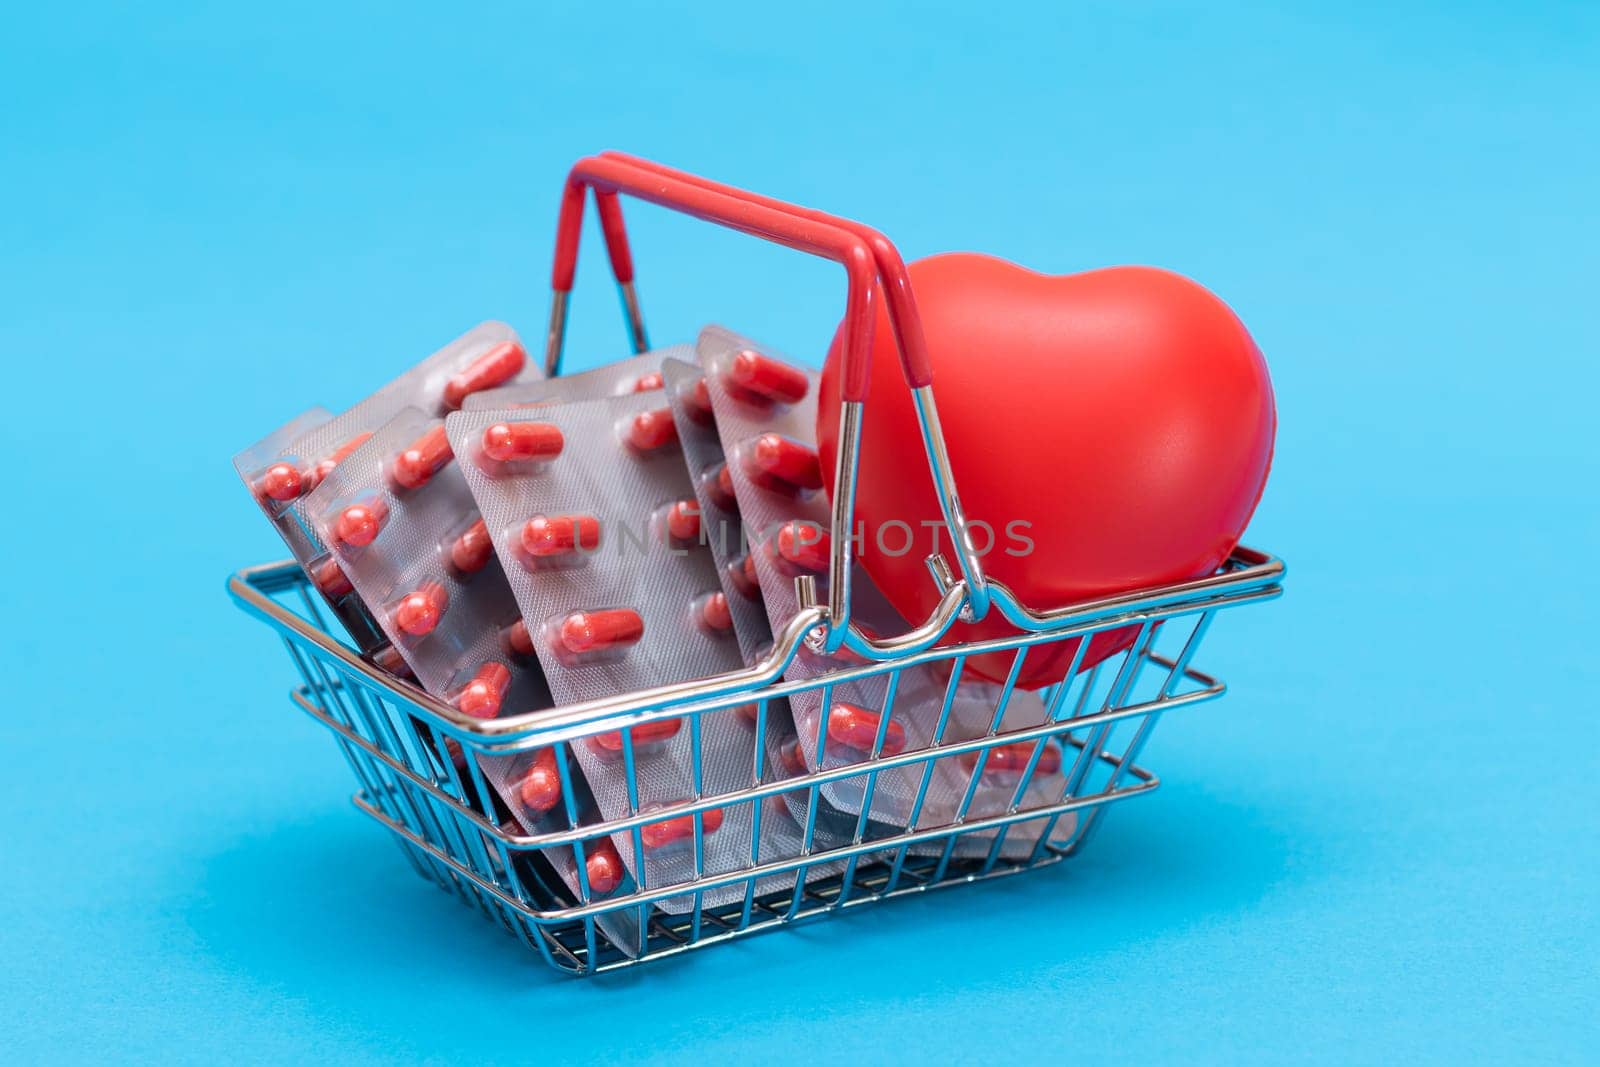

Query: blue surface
[{"left": 3, "top": 3, "right": 1595, "bottom": 1062}]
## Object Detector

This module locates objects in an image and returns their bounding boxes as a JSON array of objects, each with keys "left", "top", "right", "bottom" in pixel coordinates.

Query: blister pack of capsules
[
  {"left": 660, "top": 356, "right": 874, "bottom": 855},
  {"left": 446, "top": 390, "right": 838, "bottom": 911},
  {"left": 303, "top": 404, "right": 655, "bottom": 947},
  {"left": 234, "top": 405, "right": 334, "bottom": 562},
  {"left": 461, "top": 351, "right": 668, "bottom": 412},
  {"left": 234, "top": 322, "right": 535, "bottom": 654},
  {"left": 694, "top": 325, "right": 1063, "bottom": 855}
]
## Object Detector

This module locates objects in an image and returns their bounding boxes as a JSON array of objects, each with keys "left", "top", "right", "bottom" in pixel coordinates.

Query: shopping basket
[{"left": 227, "top": 153, "right": 1286, "bottom": 975}]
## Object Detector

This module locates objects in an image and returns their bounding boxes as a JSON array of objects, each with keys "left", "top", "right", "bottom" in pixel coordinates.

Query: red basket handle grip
[
  {"left": 596, "top": 151, "right": 935, "bottom": 392},
  {"left": 550, "top": 155, "right": 921, "bottom": 403}
]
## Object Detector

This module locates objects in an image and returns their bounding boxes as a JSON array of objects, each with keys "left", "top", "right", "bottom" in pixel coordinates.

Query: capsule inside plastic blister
[
  {"left": 391, "top": 581, "right": 450, "bottom": 637},
  {"left": 740, "top": 432, "right": 822, "bottom": 494},
  {"left": 639, "top": 805, "right": 726, "bottom": 851},
  {"left": 692, "top": 591, "right": 734, "bottom": 638},
  {"left": 312, "top": 556, "right": 354, "bottom": 598},
  {"left": 957, "top": 738, "right": 1064, "bottom": 782},
  {"left": 252, "top": 459, "right": 308, "bottom": 506},
  {"left": 544, "top": 606, "right": 645, "bottom": 666},
  {"left": 503, "top": 617, "right": 536, "bottom": 659},
  {"left": 654, "top": 498, "right": 700, "bottom": 551},
  {"left": 679, "top": 376, "right": 715, "bottom": 425},
  {"left": 390, "top": 424, "right": 454, "bottom": 490},
  {"left": 513, "top": 513, "right": 601, "bottom": 571},
  {"left": 722, "top": 348, "right": 810, "bottom": 407},
  {"left": 702, "top": 461, "right": 738, "bottom": 511},
  {"left": 447, "top": 516, "right": 493, "bottom": 576},
  {"left": 452, "top": 660, "right": 511, "bottom": 718},
  {"left": 441, "top": 340, "right": 527, "bottom": 411},
  {"left": 583, "top": 836, "right": 626, "bottom": 896},
  {"left": 826, "top": 701, "right": 906, "bottom": 757},
  {"left": 727, "top": 553, "right": 762, "bottom": 600},
  {"left": 620, "top": 406, "right": 679, "bottom": 454},
  {"left": 477, "top": 420, "right": 564, "bottom": 473},
  {"left": 632, "top": 369, "right": 664, "bottom": 393},
  {"left": 586, "top": 716, "right": 683, "bottom": 759},
  {"left": 515, "top": 746, "right": 564, "bottom": 815},
  {"left": 329, "top": 495, "right": 390, "bottom": 549},
  {"left": 767, "top": 520, "right": 830, "bottom": 577},
  {"left": 305, "top": 431, "right": 374, "bottom": 495}
]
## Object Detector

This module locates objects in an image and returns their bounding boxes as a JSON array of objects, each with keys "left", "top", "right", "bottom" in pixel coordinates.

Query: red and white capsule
[
  {"left": 455, "top": 661, "right": 511, "bottom": 719},
  {"left": 393, "top": 581, "right": 449, "bottom": 636},
  {"left": 557, "top": 608, "right": 644, "bottom": 657},
  {"left": 481, "top": 421, "right": 563, "bottom": 464},
  {"left": 827, "top": 702, "right": 906, "bottom": 756},
  {"left": 333, "top": 498, "right": 389, "bottom": 548},
  {"left": 442, "top": 340, "right": 526, "bottom": 410},
  {"left": 623, "top": 406, "right": 678, "bottom": 452},
  {"left": 640, "top": 806, "right": 725, "bottom": 850},
  {"left": 391, "top": 424, "right": 453, "bottom": 490},
  {"left": 743, "top": 433, "right": 822, "bottom": 493},
  {"left": 520, "top": 514, "right": 601, "bottom": 560},
  {"left": 449, "top": 517, "right": 493, "bottom": 574},
  {"left": 725, "top": 349, "right": 810, "bottom": 405}
]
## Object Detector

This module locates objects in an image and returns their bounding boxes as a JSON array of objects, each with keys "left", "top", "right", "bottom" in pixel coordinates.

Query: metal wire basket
[{"left": 227, "top": 154, "right": 1285, "bottom": 975}]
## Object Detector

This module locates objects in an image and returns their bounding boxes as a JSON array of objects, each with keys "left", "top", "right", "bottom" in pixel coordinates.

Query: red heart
[{"left": 817, "top": 254, "right": 1275, "bottom": 688}]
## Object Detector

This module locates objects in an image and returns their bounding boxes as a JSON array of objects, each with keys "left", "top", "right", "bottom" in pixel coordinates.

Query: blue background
[{"left": 3, "top": 2, "right": 1595, "bottom": 1062}]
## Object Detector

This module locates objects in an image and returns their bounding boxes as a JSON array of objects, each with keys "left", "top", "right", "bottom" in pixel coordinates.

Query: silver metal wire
[{"left": 230, "top": 545, "right": 1282, "bottom": 975}]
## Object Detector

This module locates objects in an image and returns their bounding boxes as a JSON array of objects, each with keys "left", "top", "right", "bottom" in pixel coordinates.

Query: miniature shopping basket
[{"left": 227, "top": 153, "right": 1286, "bottom": 975}]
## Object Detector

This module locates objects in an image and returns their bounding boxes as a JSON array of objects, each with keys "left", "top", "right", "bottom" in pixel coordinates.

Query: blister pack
[
  {"left": 460, "top": 350, "right": 674, "bottom": 411},
  {"left": 692, "top": 327, "right": 964, "bottom": 827},
  {"left": 446, "top": 390, "right": 838, "bottom": 911},
  {"left": 236, "top": 322, "right": 536, "bottom": 652},
  {"left": 234, "top": 405, "right": 335, "bottom": 562}
]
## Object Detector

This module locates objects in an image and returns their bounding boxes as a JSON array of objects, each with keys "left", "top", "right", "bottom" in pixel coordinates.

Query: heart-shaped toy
[{"left": 817, "top": 254, "right": 1275, "bottom": 688}]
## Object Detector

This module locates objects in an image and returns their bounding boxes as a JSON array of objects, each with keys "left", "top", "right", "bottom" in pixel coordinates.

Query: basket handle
[{"left": 544, "top": 154, "right": 990, "bottom": 653}]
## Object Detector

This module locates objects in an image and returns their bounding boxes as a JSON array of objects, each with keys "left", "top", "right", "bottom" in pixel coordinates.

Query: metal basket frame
[{"left": 228, "top": 154, "right": 1286, "bottom": 974}]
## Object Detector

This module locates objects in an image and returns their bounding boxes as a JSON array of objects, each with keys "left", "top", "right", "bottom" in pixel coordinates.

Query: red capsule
[
  {"left": 727, "top": 349, "right": 810, "bottom": 405},
  {"left": 518, "top": 747, "right": 563, "bottom": 813},
  {"left": 625, "top": 407, "right": 679, "bottom": 452},
  {"left": 827, "top": 702, "right": 906, "bottom": 756},
  {"left": 640, "top": 806, "right": 725, "bottom": 850},
  {"left": 255, "top": 461, "right": 305, "bottom": 502},
  {"left": 699, "top": 591, "right": 732, "bottom": 634},
  {"left": 333, "top": 498, "right": 389, "bottom": 548},
  {"left": 308, "top": 431, "right": 373, "bottom": 492},
  {"left": 393, "top": 581, "right": 449, "bottom": 636},
  {"left": 734, "top": 703, "right": 760, "bottom": 724},
  {"left": 684, "top": 378, "right": 714, "bottom": 424},
  {"left": 958, "top": 740, "right": 1063, "bottom": 778},
  {"left": 521, "top": 514, "right": 601, "bottom": 559},
  {"left": 482, "top": 421, "right": 563, "bottom": 463},
  {"left": 778, "top": 739, "right": 808, "bottom": 776},
  {"left": 455, "top": 661, "right": 511, "bottom": 719},
  {"left": 558, "top": 608, "right": 644, "bottom": 656},
  {"left": 633, "top": 369, "right": 663, "bottom": 392},
  {"left": 589, "top": 716, "right": 683, "bottom": 754},
  {"left": 664, "top": 499, "right": 700, "bottom": 543},
  {"left": 728, "top": 554, "right": 760, "bottom": 600},
  {"left": 450, "top": 518, "right": 493, "bottom": 574},
  {"left": 391, "top": 424, "right": 453, "bottom": 489},
  {"left": 585, "top": 837, "right": 625, "bottom": 896},
  {"left": 743, "top": 433, "right": 822, "bottom": 492},
  {"left": 704, "top": 462, "right": 737, "bottom": 510},
  {"left": 505, "top": 618, "right": 535, "bottom": 657},
  {"left": 314, "top": 558, "right": 353, "bottom": 597},
  {"left": 442, "top": 340, "right": 526, "bottom": 410},
  {"left": 773, "top": 521, "right": 830, "bottom": 575}
]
